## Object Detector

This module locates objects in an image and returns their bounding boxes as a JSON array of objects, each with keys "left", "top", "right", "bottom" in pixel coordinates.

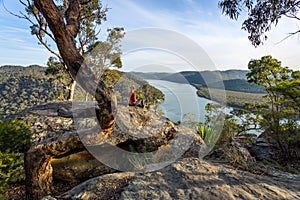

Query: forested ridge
[
  {"left": 134, "top": 70, "right": 265, "bottom": 94},
  {"left": 0, "top": 65, "right": 164, "bottom": 120},
  {"left": 0, "top": 65, "right": 66, "bottom": 120}
]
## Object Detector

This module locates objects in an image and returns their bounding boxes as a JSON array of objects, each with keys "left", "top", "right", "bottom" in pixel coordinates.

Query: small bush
[
  {"left": 0, "top": 119, "right": 31, "bottom": 197},
  {"left": 196, "top": 123, "right": 209, "bottom": 140},
  {"left": 0, "top": 119, "right": 31, "bottom": 153},
  {"left": 0, "top": 152, "right": 25, "bottom": 199}
]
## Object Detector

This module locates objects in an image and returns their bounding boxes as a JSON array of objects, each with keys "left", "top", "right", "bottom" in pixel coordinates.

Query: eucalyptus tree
[
  {"left": 13, "top": 1, "right": 124, "bottom": 198},
  {"left": 246, "top": 55, "right": 299, "bottom": 160},
  {"left": 16, "top": 0, "right": 123, "bottom": 100}
]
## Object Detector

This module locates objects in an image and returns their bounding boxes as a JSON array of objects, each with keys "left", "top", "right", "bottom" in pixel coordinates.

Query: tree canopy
[
  {"left": 17, "top": 0, "right": 108, "bottom": 59},
  {"left": 246, "top": 56, "right": 299, "bottom": 160},
  {"left": 219, "top": 0, "right": 300, "bottom": 46}
]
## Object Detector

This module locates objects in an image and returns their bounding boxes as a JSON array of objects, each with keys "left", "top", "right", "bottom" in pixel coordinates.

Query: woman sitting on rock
[
  {"left": 129, "top": 85, "right": 145, "bottom": 108},
  {"left": 129, "top": 85, "right": 137, "bottom": 106}
]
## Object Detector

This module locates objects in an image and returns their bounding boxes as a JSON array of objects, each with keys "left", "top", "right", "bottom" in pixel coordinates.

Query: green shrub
[
  {"left": 0, "top": 119, "right": 31, "bottom": 153},
  {"left": 196, "top": 123, "right": 207, "bottom": 140},
  {"left": 0, "top": 119, "right": 31, "bottom": 197},
  {"left": 0, "top": 152, "right": 25, "bottom": 199}
]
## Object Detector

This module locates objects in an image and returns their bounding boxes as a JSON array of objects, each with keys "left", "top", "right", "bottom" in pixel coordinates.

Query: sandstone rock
[
  {"left": 120, "top": 158, "right": 300, "bottom": 200},
  {"left": 51, "top": 150, "right": 117, "bottom": 182},
  {"left": 23, "top": 102, "right": 204, "bottom": 185},
  {"left": 57, "top": 172, "right": 134, "bottom": 200},
  {"left": 49, "top": 157, "right": 300, "bottom": 200},
  {"left": 205, "top": 138, "right": 256, "bottom": 166},
  {"left": 23, "top": 102, "right": 300, "bottom": 200},
  {"left": 250, "top": 132, "right": 281, "bottom": 162},
  {"left": 22, "top": 101, "right": 76, "bottom": 143},
  {"left": 41, "top": 196, "right": 57, "bottom": 200}
]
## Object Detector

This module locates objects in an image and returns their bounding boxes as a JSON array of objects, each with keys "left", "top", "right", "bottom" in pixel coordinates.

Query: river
[
  {"left": 147, "top": 79, "right": 212, "bottom": 123},
  {"left": 147, "top": 79, "right": 264, "bottom": 135}
]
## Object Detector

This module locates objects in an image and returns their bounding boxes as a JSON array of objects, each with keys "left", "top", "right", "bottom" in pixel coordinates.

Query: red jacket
[{"left": 129, "top": 92, "right": 136, "bottom": 106}]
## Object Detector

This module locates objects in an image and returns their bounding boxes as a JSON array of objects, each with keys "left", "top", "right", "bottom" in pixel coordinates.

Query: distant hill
[
  {"left": 133, "top": 70, "right": 265, "bottom": 94},
  {"left": 133, "top": 70, "right": 248, "bottom": 81},
  {"left": 220, "top": 70, "right": 249, "bottom": 80},
  {"left": 201, "top": 79, "right": 265, "bottom": 94}
]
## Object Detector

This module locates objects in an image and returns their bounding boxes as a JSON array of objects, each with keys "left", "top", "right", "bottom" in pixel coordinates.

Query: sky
[{"left": 0, "top": 0, "right": 299, "bottom": 71}]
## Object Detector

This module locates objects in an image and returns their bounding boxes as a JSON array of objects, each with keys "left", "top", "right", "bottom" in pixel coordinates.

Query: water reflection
[{"left": 147, "top": 79, "right": 212, "bottom": 123}]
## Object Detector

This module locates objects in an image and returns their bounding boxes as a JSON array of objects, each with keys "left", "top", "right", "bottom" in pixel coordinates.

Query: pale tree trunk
[
  {"left": 67, "top": 79, "right": 76, "bottom": 101},
  {"left": 85, "top": 91, "right": 89, "bottom": 101},
  {"left": 25, "top": 1, "right": 115, "bottom": 199}
]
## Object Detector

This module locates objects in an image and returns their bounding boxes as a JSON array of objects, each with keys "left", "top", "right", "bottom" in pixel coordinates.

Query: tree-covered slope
[
  {"left": 0, "top": 65, "right": 67, "bottom": 120},
  {"left": 206, "top": 79, "right": 265, "bottom": 94},
  {"left": 0, "top": 66, "right": 164, "bottom": 120}
]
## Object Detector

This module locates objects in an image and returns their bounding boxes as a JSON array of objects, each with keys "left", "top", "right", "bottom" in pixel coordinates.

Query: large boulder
[
  {"left": 23, "top": 102, "right": 203, "bottom": 184},
  {"left": 250, "top": 132, "right": 282, "bottom": 162},
  {"left": 47, "top": 157, "right": 300, "bottom": 200},
  {"left": 22, "top": 101, "right": 76, "bottom": 143}
]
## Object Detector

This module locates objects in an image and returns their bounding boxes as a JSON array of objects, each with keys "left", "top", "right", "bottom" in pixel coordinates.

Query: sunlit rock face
[{"left": 23, "top": 102, "right": 203, "bottom": 182}]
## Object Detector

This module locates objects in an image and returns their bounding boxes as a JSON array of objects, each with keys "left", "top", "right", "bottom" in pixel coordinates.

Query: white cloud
[
  {"left": 0, "top": 47, "right": 51, "bottom": 66},
  {"left": 0, "top": 0, "right": 299, "bottom": 70},
  {"left": 1, "top": 26, "right": 29, "bottom": 34},
  {"left": 101, "top": 1, "right": 300, "bottom": 71}
]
